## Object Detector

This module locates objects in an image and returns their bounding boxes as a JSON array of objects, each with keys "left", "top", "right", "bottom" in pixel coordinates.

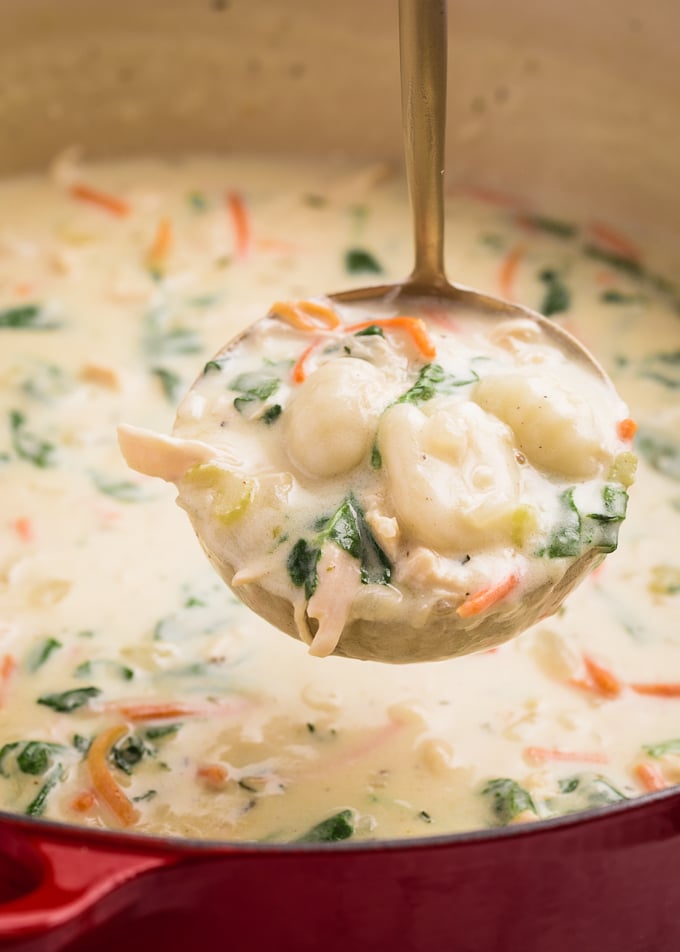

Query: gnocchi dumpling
[{"left": 472, "top": 372, "right": 613, "bottom": 479}]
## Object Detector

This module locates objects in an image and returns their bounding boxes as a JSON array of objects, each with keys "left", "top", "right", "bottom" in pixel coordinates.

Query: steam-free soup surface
[{"left": 0, "top": 155, "right": 678, "bottom": 841}]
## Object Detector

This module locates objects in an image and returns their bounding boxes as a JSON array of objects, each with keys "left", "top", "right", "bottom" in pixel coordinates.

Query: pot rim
[{"left": 1, "top": 783, "right": 677, "bottom": 856}]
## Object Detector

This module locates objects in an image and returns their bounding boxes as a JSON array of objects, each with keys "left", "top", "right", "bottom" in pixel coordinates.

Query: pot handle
[{"left": 0, "top": 828, "right": 175, "bottom": 941}]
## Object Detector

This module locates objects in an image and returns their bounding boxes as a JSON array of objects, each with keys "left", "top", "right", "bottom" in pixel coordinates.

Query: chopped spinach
[
  {"left": 397, "top": 362, "right": 479, "bottom": 405},
  {"left": 636, "top": 427, "right": 680, "bottom": 482},
  {"left": 261, "top": 404, "right": 282, "bottom": 425},
  {"left": 230, "top": 370, "right": 280, "bottom": 416},
  {"left": 37, "top": 686, "right": 101, "bottom": 713},
  {"left": 143, "top": 304, "right": 202, "bottom": 357},
  {"left": 544, "top": 484, "right": 627, "bottom": 558},
  {"left": 187, "top": 191, "right": 209, "bottom": 212},
  {"left": 601, "top": 289, "right": 647, "bottom": 305},
  {"left": 72, "top": 734, "right": 92, "bottom": 754},
  {"left": 551, "top": 773, "right": 627, "bottom": 813},
  {"left": 0, "top": 743, "right": 20, "bottom": 777},
  {"left": 582, "top": 244, "right": 644, "bottom": 278},
  {"left": 297, "top": 809, "right": 355, "bottom": 843},
  {"left": 522, "top": 215, "right": 578, "bottom": 239},
  {"left": 538, "top": 269, "right": 571, "bottom": 317},
  {"left": 287, "top": 539, "right": 322, "bottom": 599},
  {"left": 9, "top": 410, "right": 56, "bottom": 468},
  {"left": 0, "top": 303, "right": 58, "bottom": 330},
  {"left": 344, "top": 248, "right": 383, "bottom": 274},
  {"left": 370, "top": 442, "right": 382, "bottom": 470},
  {"left": 287, "top": 495, "right": 391, "bottom": 598},
  {"left": 643, "top": 738, "right": 680, "bottom": 759},
  {"left": 27, "top": 637, "right": 62, "bottom": 672},
  {"left": 482, "top": 778, "right": 537, "bottom": 825},
  {"left": 144, "top": 724, "right": 181, "bottom": 740},
  {"left": 354, "top": 324, "right": 385, "bottom": 338},
  {"left": 545, "top": 488, "right": 582, "bottom": 558},
  {"left": 25, "top": 765, "right": 64, "bottom": 817},
  {"left": 151, "top": 366, "right": 183, "bottom": 402},
  {"left": 111, "top": 735, "right": 152, "bottom": 775},
  {"left": 203, "top": 358, "right": 228, "bottom": 375},
  {"left": 91, "top": 474, "right": 149, "bottom": 503},
  {"left": 640, "top": 351, "right": 680, "bottom": 390},
  {"left": 132, "top": 789, "right": 158, "bottom": 803},
  {"left": 74, "top": 659, "right": 134, "bottom": 681},
  {"left": 17, "top": 742, "right": 64, "bottom": 776}
]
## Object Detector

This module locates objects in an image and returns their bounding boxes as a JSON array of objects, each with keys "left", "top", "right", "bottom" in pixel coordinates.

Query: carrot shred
[
  {"left": 70, "top": 790, "right": 96, "bottom": 813},
  {"left": 456, "top": 574, "right": 519, "bottom": 619},
  {"left": 582, "top": 653, "right": 623, "bottom": 698},
  {"left": 292, "top": 340, "right": 320, "bottom": 384},
  {"left": 525, "top": 746, "right": 609, "bottom": 765},
  {"left": 630, "top": 683, "right": 680, "bottom": 698},
  {"left": 345, "top": 317, "right": 436, "bottom": 360},
  {"left": 12, "top": 517, "right": 34, "bottom": 543},
  {"left": 146, "top": 217, "right": 173, "bottom": 276},
  {"left": 0, "top": 655, "right": 16, "bottom": 708},
  {"left": 196, "top": 763, "right": 229, "bottom": 788},
  {"left": 70, "top": 183, "right": 131, "bottom": 218},
  {"left": 270, "top": 300, "right": 341, "bottom": 332},
  {"left": 227, "top": 190, "right": 251, "bottom": 259},
  {"left": 587, "top": 221, "right": 641, "bottom": 262},
  {"left": 497, "top": 244, "right": 526, "bottom": 301},
  {"left": 617, "top": 418, "right": 638, "bottom": 441},
  {"left": 106, "top": 700, "right": 207, "bottom": 722},
  {"left": 635, "top": 761, "right": 668, "bottom": 793},
  {"left": 87, "top": 725, "right": 139, "bottom": 827}
]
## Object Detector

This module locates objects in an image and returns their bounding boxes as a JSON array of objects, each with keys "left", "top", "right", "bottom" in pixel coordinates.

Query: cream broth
[{"left": 0, "top": 155, "right": 678, "bottom": 841}]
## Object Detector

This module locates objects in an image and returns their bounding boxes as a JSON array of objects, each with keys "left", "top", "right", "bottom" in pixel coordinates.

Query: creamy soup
[{"left": 0, "top": 154, "right": 678, "bottom": 842}]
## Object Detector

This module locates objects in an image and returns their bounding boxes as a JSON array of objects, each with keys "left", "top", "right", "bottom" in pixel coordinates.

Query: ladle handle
[{"left": 399, "top": 0, "right": 449, "bottom": 290}]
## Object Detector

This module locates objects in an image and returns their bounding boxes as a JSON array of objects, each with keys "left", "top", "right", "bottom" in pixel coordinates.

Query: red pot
[{"left": 1, "top": 789, "right": 680, "bottom": 952}]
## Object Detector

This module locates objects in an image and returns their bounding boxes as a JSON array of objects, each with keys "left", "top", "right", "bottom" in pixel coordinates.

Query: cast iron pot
[{"left": 1, "top": 1, "right": 679, "bottom": 949}]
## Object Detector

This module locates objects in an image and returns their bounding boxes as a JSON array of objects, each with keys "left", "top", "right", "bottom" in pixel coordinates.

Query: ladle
[{"left": 120, "top": 0, "right": 626, "bottom": 662}]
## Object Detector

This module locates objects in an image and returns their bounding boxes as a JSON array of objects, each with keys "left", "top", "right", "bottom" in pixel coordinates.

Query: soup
[{"left": 0, "top": 154, "right": 678, "bottom": 841}]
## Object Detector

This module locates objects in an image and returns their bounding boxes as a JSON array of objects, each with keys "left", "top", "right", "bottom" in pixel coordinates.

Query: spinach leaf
[
  {"left": 544, "top": 485, "right": 627, "bottom": 558},
  {"left": 28, "top": 637, "right": 62, "bottom": 672},
  {"left": 601, "top": 289, "right": 647, "bottom": 305},
  {"left": 643, "top": 738, "right": 680, "bottom": 759},
  {"left": 354, "top": 324, "right": 385, "bottom": 338},
  {"left": 0, "top": 304, "right": 58, "bottom": 330},
  {"left": 74, "top": 659, "right": 134, "bottom": 681},
  {"left": 287, "top": 539, "right": 322, "bottom": 599},
  {"left": 9, "top": 410, "right": 56, "bottom": 468},
  {"left": 582, "top": 244, "right": 644, "bottom": 278},
  {"left": 522, "top": 215, "right": 578, "bottom": 239},
  {"left": 230, "top": 370, "right": 280, "bottom": 416},
  {"left": 203, "top": 358, "right": 228, "bottom": 375},
  {"left": 482, "top": 778, "right": 537, "bottom": 825},
  {"left": 344, "top": 248, "right": 383, "bottom": 274},
  {"left": 151, "top": 366, "right": 183, "bottom": 402},
  {"left": 287, "top": 495, "right": 392, "bottom": 598},
  {"left": 25, "top": 765, "right": 64, "bottom": 817},
  {"left": 143, "top": 304, "right": 202, "bottom": 357},
  {"left": 187, "top": 191, "right": 209, "bottom": 212},
  {"left": 545, "top": 489, "right": 582, "bottom": 557},
  {"left": 111, "top": 735, "right": 152, "bottom": 775},
  {"left": 17, "top": 742, "right": 64, "bottom": 776},
  {"left": 538, "top": 269, "right": 571, "bottom": 317},
  {"left": 640, "top": 351, "right": 680, "bottom": 390},
  {"left": 0, "top": 743, "right": 20, "bottom": 777},
  {"left": 636, "top": 427, "right": 680, "bottom": 482},
  {"left": 91, "top": 474, "right": 150, "bottom": 503},
  {"left": 552, "top": 773, "right": 627, "bottom": 812},
  {"left": 261, "top": 404, "right": 282, "bottom": 425},
  {"left": 37, "top": 686, "right": 101, "bottom": 713},
  {"left": 144, "top": 724, "right": 181, "bottom": 740},
  {"left": 297, "top": 809, "right": 355, "bottom": 843},
  {"left": 397, "top": 362, "right": 478, "bottom": 405}
]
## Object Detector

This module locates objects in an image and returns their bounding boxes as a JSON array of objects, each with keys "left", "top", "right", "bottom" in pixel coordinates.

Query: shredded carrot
[
  {"left": 87, "top": 725, "right": 139, "bottom": 827},
  {"left": 146, "top": 217, "right": 173, "bottom": 276},
  {"left": 106, "top": 700, "right": 207, "bottom": 722},
  {"left": 70, "top": 183, "right": 131, "bottom": 218},
  {"left": 270, "top": 300, "right": 341, "bottom": 332},
  {"left": 630, "top": 683, "right": 680, "bottom": 698},
  {"left": 587, "top": 221, "right": 641, "bottom": 262},
  {"left": 0, "top": 655, "right": 16, "bottom": 707},
  {"left": 497, "top": 244, "right": 526, "bottom": 301},
  {"left": 14, "top": 282, "right": 34, "bottom": 298},
  {"left": 635, "top": 761, "right": 668, "bottom": 793},
  {"left": 70, "top": 790, "right": 96, "bottom": 813},
  {"left": 292, "top": 340, "right": 320, "bottom": 384},
  {"left": 227, "top": 190, "right": 251, "bottom": 259},
  {"left": 595, "top": 270, "right": 616, "bottom": 287},
  {"left": 525, "top": 746, "right": 609, "bottom": 765},
  {"left": 196, "top": 763, "right": 229, "bottom": 788},
  {"left": 582, "top": 653, "right": 623, "bottom": 698},
  {"left": 456, "top": 574, "right": 519, "bottom": 619},
  {"left": 617, "top": 418, "right": 638, "bottom": 441},
  {"left": 345, "top": 317, "right": 436, "bottom": 360},
  {"left": 12, "top": 517, "right": 34, "bottom": 543}
]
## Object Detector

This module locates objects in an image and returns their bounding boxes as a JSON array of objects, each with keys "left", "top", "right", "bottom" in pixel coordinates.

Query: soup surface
[{"left": 0, "top": 155, "right": 678, "bottom": 842}]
